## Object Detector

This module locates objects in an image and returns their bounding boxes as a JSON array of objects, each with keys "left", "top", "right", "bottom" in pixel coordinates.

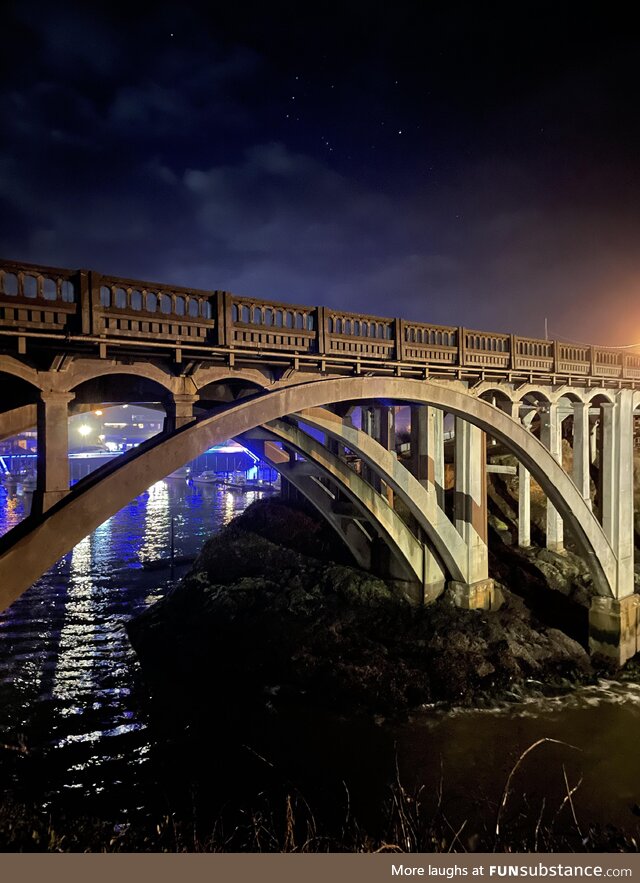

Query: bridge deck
[{"left": 1, "top": 257, "right": 639, "bottom": 386}]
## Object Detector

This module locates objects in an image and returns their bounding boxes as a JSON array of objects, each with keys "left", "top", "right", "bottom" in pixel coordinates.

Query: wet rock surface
[{"left": 128, "top": 498, "right": 593, "bottom": 717}]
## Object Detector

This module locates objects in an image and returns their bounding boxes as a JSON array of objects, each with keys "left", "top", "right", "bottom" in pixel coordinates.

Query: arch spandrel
[
  {"left": 586, "top": 390, "right": 616, "bottom": 405},
  {"left": 0, "top": 355, "right": 41, "bottom": 389},
  {"left": 61, "top": 360, "right": 178, "bottom": 394},
  {"left": 0, "top": 377, "right": 618, "bottom": 610}
]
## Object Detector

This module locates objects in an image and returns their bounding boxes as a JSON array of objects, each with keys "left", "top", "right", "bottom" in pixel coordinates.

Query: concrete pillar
[
  {"left": 409, "top": 405, "right": 428, "bottom": 487},
  {"left": 599, "top": 402, "right": 615, "bottom": 538},
  {"left": 373, "top": 405, "right": 395, "bottom": 452},
  {"left": 518, "top": 461, "right": 531, "bottom": 548},
  {"left": 540, "top": 402, "right": 564, "bottom": 551},
  {"left": 409, "top": 405, "right": 444, "bottom": 506},
  {"left": 431, "top": 408, "right": 445, "bottom": 509},
  {"left": 600, "top": 392, "right": 635, "bottom": 597},
  {"left": 451, "top": 417, "right": 494, "bottom": 608},
  {"left": 360, "top": 407, "right": 381, "bottom": 492},
  {"left": 33, "top": 391, "right": 75, "bottom": 515},
  {"left": 373, "top": 405, "right": 395, "bottom": 506},
  {"left": 509, "top": 402, "right": 530, "bottom": 548},
  {"left": 407, "top": 407, "right": 448, "bottom": 601},
  {"left": 589, "top": 390, "right": 636, "bottom": 664},
  {"left": 361, "top": 406, "right": 375, "bottom": 437},
  {"left": 572, "top": 402, "right": 592, "bottom": 509},
  {"left": 164, "top": 394, "right": 198, "bottom": 432}
]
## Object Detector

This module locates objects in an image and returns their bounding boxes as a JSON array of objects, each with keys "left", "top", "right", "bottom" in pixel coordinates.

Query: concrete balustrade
[{"left": 1, "top": 257, "right": 639, "bottom": 381}]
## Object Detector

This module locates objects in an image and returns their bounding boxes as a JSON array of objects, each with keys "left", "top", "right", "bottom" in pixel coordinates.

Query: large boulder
[{"left": 128, "top": 499, "right": 593, "bottom": 719}]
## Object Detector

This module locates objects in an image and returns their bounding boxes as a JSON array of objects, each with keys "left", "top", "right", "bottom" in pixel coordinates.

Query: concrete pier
[
  {"left": 32, "top": 391, "right": 74, "bottom": 514},
  {"left": 540, "top": 402, "right": 564, "bottom": 552}
]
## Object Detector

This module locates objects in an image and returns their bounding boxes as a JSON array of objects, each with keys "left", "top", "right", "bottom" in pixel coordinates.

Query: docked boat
[{"left": 191, "top": 471, "right": 222, "bottom": 485}]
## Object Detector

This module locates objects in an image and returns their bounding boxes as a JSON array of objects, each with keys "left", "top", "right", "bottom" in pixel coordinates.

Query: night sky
[{"left": 2, "top": 1, "right": 640, "bottom": 344}]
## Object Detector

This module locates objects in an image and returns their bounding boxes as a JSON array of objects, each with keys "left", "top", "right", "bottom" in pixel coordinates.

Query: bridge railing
[
  {"left": 462, "top": 329, "right": 511, "bottom": 369},
  {"left": 0, "top": 260, "right": 80, "bottom": 334},
  {"left": 556, "top": 342, "right": 591, "bottom": 375},
  {"left": 401, "top": 321, "right": 458, "bottom": 364},
  {"left": 226, "top": 295, "right": 317, "bottom": 352},
  {"left": 1, "top": 258, "right": 640, "bottom": 382},
  {"left": 512, "top": 336, "right": 554, "bottom": 372},
  {"left": 324, "top": 309, "right": 396, "bottom": 359},
  {"left": 592, "top": 346, "right": 623, "bottom": 378},
  {"left": 623, "top": 352, "right": 640, "bottom": 379},
  {"left": 91, "top": 272, "right": 217, "bottom": 344}
]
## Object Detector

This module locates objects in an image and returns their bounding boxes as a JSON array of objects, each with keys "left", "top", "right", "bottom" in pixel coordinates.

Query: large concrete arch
[{"left": 0, "top": 377, "right": 618, "bottom": 610}]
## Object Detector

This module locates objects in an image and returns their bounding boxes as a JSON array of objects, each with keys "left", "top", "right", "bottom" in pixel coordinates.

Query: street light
[{"left": 77, "top": 424, "right": 92, "bottom": 437}]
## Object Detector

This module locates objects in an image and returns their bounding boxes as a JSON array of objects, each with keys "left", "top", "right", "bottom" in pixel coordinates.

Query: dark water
[{"left": 1, "top": 476, "right": 640, "bottom": 844}]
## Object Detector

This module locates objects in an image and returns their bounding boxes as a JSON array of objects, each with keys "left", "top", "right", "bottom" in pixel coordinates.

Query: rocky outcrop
[{"left": 128, "top": 499, "right": 592, "bottom": 718}]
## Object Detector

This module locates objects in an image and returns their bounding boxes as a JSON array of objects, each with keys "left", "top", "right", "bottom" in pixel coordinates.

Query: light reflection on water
[{"left": 0, "top": 476, "right": 253, "bottom": 811}]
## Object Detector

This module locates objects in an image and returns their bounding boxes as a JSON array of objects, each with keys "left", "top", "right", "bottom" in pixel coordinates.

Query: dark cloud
[{"left": 2, "top": 1, "right": 640, "bottom": 344}]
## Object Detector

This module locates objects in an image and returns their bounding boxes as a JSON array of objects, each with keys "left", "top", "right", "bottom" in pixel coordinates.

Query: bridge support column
[
  {"left": 451, "top": 418, "right": 494, "bottom": 609},
  {"left": 33, "top": 391, "right": 75, "bottom": 515},
  {"left": 164, "top": 394, "right": 198, "bottom": 432},
  {"left": 517, "top": 461, "right": 531, "bottom": 548},
  {"left": 509, "top": 402, "right": 530, "bottom": 548},
  {"left": 361, "top": 407, "right": 381, "bottom": 493},
  {"left": 589, "top": 390, "right": 636, "bottom": 664},
  {"left": 373, "top": 405, "right": 395, "bottom": 505},
  {"left": 540, "top": 403, "right": 564, "bottom": 551},
  {"left": 572, "top": 402, "right": 592, "bottom": 509},
  {"left": 409, "top": 405, "right": 446, "bottom": 602},
  {"left": 409, "top": 405, "right": 444, "bottom": 506},
  {"left": 600, "top": 392, "right": 635, "bottom": 598}
]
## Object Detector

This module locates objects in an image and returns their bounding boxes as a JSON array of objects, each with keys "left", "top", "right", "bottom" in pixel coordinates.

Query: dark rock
[{"left": 128, "top": 499, "right": 593, "bottom": 720}]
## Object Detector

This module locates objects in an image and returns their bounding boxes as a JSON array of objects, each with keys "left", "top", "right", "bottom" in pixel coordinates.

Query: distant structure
[{"left": 0, "top": 257, "right": 638, "bottom": 664}]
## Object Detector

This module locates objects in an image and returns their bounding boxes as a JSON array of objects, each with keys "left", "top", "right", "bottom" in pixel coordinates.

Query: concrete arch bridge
[{"left": 0, "top": 258, "right": 639, "bottom": 664}]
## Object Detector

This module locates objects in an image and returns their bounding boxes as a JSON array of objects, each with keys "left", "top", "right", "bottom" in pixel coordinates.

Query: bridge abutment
[
  {"left": 449, "top": 577, "right": 498, "bottom": 611},
  {"left": 589, "top": 595, "right": 640, "bottom": 666}
]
